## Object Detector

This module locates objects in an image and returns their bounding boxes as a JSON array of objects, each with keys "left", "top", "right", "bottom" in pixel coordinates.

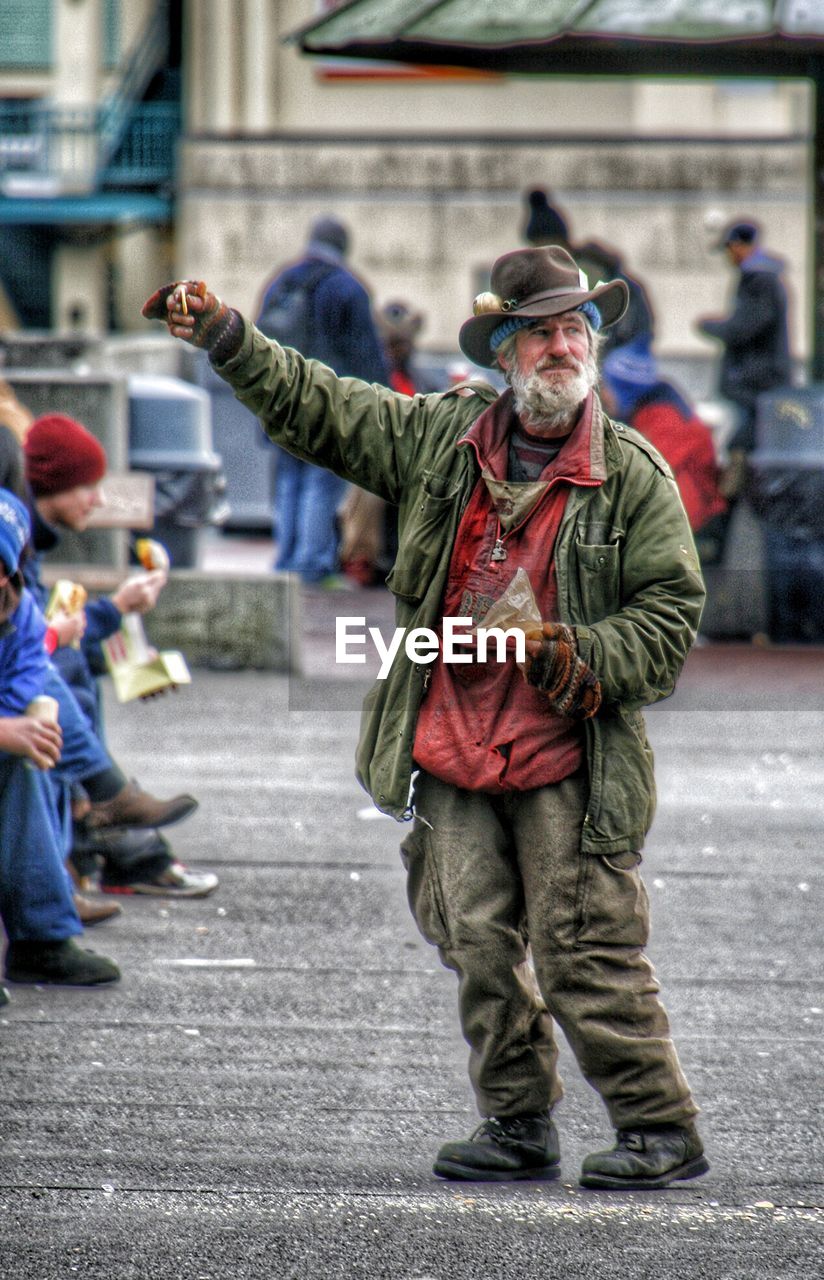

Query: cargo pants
[{"left": 401, "top": 770, "right": 699, "bottom": 1130}]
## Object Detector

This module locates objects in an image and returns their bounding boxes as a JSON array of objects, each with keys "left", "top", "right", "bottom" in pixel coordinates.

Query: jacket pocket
[
  {"left": 388, "top": 470, "right": 460, "bottom": 603},
  {"left": 574, "top": 541, "right": 620, "bottom": 621}
]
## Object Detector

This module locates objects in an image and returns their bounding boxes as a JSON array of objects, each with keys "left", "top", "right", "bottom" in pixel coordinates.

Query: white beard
[{"left": 509, "top": 346, "right": 598, "bottom": 433}]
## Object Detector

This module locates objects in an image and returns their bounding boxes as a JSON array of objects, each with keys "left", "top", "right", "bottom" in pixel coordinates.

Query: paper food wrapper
[{"left": 102, "top": 613, "right": 191, "bottom": 703}]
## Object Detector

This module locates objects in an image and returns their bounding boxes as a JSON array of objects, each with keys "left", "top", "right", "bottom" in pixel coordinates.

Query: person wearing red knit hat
[
  {"left": 24, "top": 412, "right": 107, "bottom": 499},
  {"left": 21, "top": 413, "right": 218, "bottom": 900}
]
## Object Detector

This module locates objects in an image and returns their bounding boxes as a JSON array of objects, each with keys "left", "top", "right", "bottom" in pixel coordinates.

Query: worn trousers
[{"left": 401, "top": 770, "right": 698, "bottom": 1130}]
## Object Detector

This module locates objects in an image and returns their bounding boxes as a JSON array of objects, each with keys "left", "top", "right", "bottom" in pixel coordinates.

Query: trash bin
[
  {"left": 747, "top": 384, "right": 824, "bottom": 642},
  {"left": 189, "top": 350, "right": 275, "bottom": 530},
  {"left": 128, "top": 374, "right": 229, "bottom": 568}
]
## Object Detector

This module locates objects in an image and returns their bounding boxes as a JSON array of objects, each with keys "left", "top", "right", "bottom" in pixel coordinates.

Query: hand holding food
[
  {"left": 141, "top": 280, "right": 244, "bottom": 360},
  {"left": 0, "top": 714, "right": 62, "bottom": 770},
  {"left": 45, "top": 579, "right": 88, "bottom": 649},
  {"left": 112, "top": 569, "right": 167, "bottom": 616}
]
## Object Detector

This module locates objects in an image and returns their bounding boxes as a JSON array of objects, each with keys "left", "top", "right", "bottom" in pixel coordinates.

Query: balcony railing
[{"left": 0, "top": 101, "right": 178, "bottom": 195}]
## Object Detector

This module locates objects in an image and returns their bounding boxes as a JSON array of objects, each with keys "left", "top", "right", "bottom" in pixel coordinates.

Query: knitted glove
[
  {"left": 525, "top": 622, "right": 602, "bottom": 720},
  {"left": 141, "top": 281, "right": 244, "bottom": 362}
]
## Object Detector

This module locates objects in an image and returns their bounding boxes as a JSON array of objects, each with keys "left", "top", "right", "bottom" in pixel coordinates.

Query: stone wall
[{"left": 40, "top": 565, "right": 303, "bottom": 674}]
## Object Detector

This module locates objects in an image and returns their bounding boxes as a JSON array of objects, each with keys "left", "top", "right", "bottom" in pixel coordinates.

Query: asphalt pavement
[{"left": 1, "top": 546, "right": 822, "bottom": 1279}]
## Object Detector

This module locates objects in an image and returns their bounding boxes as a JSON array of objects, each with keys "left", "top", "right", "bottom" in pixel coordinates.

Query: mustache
[{"left": 534, "top": 356, "right": 584, "bottom": 374}]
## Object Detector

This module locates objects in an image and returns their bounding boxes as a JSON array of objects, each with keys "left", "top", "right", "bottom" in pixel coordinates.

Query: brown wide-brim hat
[{"left": 459, "top": 246, "right": 629, "bottom": 368}]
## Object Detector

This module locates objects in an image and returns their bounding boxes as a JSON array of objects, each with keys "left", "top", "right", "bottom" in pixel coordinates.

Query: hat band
[{"left": 506, "top": 283, "right": 596, "bottom": 313}]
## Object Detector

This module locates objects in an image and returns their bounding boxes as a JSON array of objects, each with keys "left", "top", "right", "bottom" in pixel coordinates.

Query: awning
[
  {"left": 293, "top": 1, "right": 824, "bottom": 377},
  {"left": 0, "top": 192, "right": 172, "bottom": 227},
  {"left": 294, "top": 0, "right": 824, "bottom": 76}
]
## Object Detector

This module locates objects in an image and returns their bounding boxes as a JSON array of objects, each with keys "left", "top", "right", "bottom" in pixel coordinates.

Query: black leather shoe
[
  {"left": 434, "top": 1112, "right": 561, "bottom": 1182},
  {"left": 5, "top": 939, "right": 121, "bottom": 986},
  {"left": 580, "top": 1125, "right": 709, "bottom": 1190}
]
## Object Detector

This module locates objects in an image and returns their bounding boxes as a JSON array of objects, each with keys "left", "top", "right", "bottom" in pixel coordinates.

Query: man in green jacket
[{"left": 143, "top": 247, "right": 708, "bottom": 1191}]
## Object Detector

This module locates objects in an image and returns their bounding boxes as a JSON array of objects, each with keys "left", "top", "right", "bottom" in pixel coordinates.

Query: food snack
[
  {"left": 45, "top": 578, "right": 88, "bottom": 620},
  {"left": 134, "top": 538, "right": 171, "bottom": 573},
  {"left": 26, "top": 695, "right": 59, "bottom": 724}
]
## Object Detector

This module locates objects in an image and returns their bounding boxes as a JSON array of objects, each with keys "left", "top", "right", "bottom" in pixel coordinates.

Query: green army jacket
[{"left": 216, "top": 325, "right": 706, "bottom": 853}]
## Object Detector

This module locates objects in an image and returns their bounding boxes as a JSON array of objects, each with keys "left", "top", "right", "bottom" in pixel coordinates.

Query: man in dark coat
[
  {"left": 697, "top": 220, "right": 791, "bottom": 456},
  {"left": 256, "top": 216, "right": 388, "bottom": 584}
]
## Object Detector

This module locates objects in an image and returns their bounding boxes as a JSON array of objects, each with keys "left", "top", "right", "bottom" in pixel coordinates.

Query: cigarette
[{"left": 175, "top": 285, "right": 188, "bottom": 315}]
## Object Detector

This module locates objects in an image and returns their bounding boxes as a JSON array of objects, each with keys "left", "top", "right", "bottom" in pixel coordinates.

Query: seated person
[
  {"left": 0, "top": 487, "right": 120, "bottom": 992},
  {"left": 21, "top": 413, "right": 217, "bottom": 899}
]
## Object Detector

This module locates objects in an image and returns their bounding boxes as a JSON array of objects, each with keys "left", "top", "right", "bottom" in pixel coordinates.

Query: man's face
[
  {"left": 500, "top": 311, "right": 596, "bottom": 436},
  {"left": 386, "top": 335, "right": 413, "bottom": 367},
  {"left": 37, "top": 482, "right": 105, "bottom": 532},
  {"left": 725, "top": 240, "right": 751, "bottom": 267},
  {"left": 510, "top": 311, "right": 590, "bottom": 381}
]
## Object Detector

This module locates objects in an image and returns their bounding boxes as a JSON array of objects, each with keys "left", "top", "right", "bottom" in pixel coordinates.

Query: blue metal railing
[
  {"left": 98, "top": 0, "right": 170, "bottom": 171},
  {"left": 101, "top": 101, "right": 179, "bottom": 185},
  {"left": 0, "top": 101, "right": 178, "bottom": 190}
]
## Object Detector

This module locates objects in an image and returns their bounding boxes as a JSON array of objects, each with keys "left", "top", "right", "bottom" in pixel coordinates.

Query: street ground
[{"left": 0, "top": 554, "right": 822, "bottom": 1279}]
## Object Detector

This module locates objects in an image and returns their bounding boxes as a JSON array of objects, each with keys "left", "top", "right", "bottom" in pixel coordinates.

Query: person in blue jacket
[
  {"left": 256, "top": 215, "right": 389, "bottom": 584},
  {"left": 22, "top": 413, "right": 218, "bottom": 899},
  {"left": 0, "top": 487, "right": 121, "bottom": 995}
]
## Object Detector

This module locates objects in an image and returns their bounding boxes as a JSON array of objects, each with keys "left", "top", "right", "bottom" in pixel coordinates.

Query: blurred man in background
[{"left": 256, "top": 216, "right": 388, "bottom": 587}]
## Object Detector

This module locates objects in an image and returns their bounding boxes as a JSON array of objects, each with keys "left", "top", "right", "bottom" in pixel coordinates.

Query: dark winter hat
[
  {"left": 0, "top": 486, "right": 31, "bottom": 575},
  {"left": 717, "top": 220, "right": 759, "bottom": 250},
  {"left": 459, "top": 246, "right": 629, "bottom": 369},
  {"left": 24, "top": 413, "right": 107, "bottom": 497},
  {"left": 378, "top": 300, "right": 424, "bottom": 341},
  {"left": 524, "top": 189, "right": 570, "bottom": 247},
  {"left": 308, "top": 215, "right": 350, "bottom": 256}
]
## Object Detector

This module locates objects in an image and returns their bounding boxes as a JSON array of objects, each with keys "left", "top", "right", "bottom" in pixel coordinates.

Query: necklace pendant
[{"left": 490, "top": 539, "right": 507, "bottom": 562}]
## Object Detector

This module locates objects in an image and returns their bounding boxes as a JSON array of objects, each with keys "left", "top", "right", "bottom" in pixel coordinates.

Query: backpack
[{"left": 255, "top": 261, "right": 337, "bottom": 357}]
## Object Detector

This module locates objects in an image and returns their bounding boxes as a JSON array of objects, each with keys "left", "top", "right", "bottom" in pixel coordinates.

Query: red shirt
[{"left": 413, "top": 390, "right": 605, "bottom": 793}]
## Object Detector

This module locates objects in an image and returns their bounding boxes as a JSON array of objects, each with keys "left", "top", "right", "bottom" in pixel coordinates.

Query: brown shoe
[
  {"left": 85, "top": 781, "right": 198, "bottom": 831},
  {"left": 74, "top": 894, "right": 124, "bottom": 926}
]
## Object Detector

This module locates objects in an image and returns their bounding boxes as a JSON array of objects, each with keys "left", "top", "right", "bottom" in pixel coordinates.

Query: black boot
[
  {"left": 5, "top": 939, "right": 121, "bottom": 986},
  {"left": 433, "top": 1112, "right": 561, "bottom": 1182},
  {"left": 580, "top": 1125, "right": 709, "bottom": 1190}
]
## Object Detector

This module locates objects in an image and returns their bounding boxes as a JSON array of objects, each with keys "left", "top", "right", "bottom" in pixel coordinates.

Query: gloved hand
[
  {"left": 141, "top": 281, "right": 244, "bottom": 361},
  {"left": 524, "top": 622, "right": 602, "bottom": 720}
]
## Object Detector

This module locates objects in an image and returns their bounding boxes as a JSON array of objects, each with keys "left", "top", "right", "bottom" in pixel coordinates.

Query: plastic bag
[{"left": 474, "top": 567, "right": 543, "bottom": 671}]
